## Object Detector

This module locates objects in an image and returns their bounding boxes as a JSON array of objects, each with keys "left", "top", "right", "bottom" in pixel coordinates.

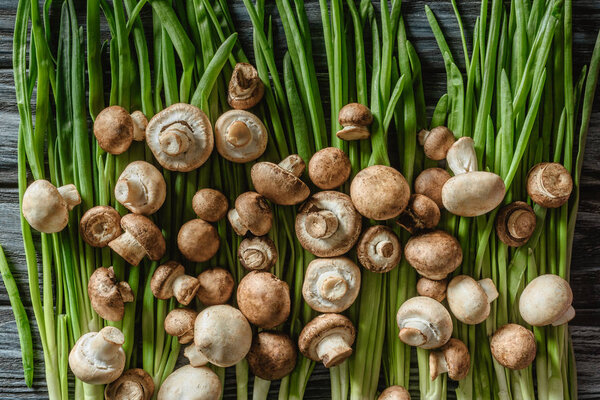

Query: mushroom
[
  {"left": 298, "top": 313, "right": 356, "bottom": 368},
  {"left": 237, "top": 271, "right": 290, "bottom": 329},
  {"left": 115, "top": 161, "right": 167, "bottom": 215},
  {"left": 94, "top": 105, "right": 133, "bottom": 155},
  {"left": 308, "top": 147, "right": 352, "bottom": 189},
  {"left": 183, "top": 344, "right": 209, "bottom": 367},
  {"left": 527, "top": 162, "right": 573, "bottom": 208},
  {"left": 417, "top": 278, "right": 448, "bottom": 302},
  {"left": 105, "top": 368, "right": 154, "bottom": 400},
  {"left": 246, "top": 331, "right": 297, "bottom": 381},
  {"left": 131, "top": 111, "right": 149, "bottom": 142},
  {"left": 397, "top": 194, "right": 441, "bottom": 234},
  {"left": 79, "top": 205, "right": 122, "bottom": 247},
  {"left": 151, "top": 261, "right": 200, "bottom": 306},
  {"left": 378, "top": 386, "right": 411, "bottom": 400},
  {"left": 414, "top": 168, "right": 451, "bottom": 210},
  {"left": 350, "top": 165, "right": 411, "bottom": 220},
  {"left": 192, "top": 188, "right": 228, "bottom": 222},
  {"left": 519, "top": 274, "right": 575, "bottom": 326},
  {"left": 418, "top": 126, "right": 456, "bottom": 161},
  {"left": 356, "top": 225, "right": 402, "bottom": 273},
  {"left": 404, "top": 230, "right": 462, "bottom": 280},
  {"left": 88, "top": 266, "right": 134, "bottom": 321},
  {"left": 302, "top": 257, "right": 361, "bottom": 313},
  {"left": 336, "top": 103, "right": 373, "bottom": 140},
  {"left": 228, "top": 62, "right": 265, "bottom": 110},
  {"left": 228, "top": 191, "right": 273, "bottom": 236},
  {"left": 157, "top": 365, "right": 221, "bottom": 400},
  {"left": 68, "top": 326, "right": 126, "bottom": 384},
  {"left": 429, "top": 338, "right": 470, "bottom": 381},
  {"left": 146, "top": 103, "right": 214, "bottom": 172},
  {"left": 108, "top": 214, "right": 166, "bottom": 266},
  {"left": 22, "top": 180, "right": 81, "bottom": 233},
  {"left": 177, "top": 219, "right": 220, "bottom": 262},
  {"left": 396, "top": 296, "right": 453, "bottom": 349},
  {"left": 445, "top": 137, "right": 478, "bottom": 175},
  {"left": 164, "top": 308, "right": 198, "bottom": 344},
  {"left": 196, "top": 268, "right": 234, "bottom": 305},
  {"left": 447, "top": 275, "right": 498, "bottom": 324},
  {"left": 295, "top": 191, "right": 362, "bottom": 257},
  {"left": 251, "top": 155, "right": 310, "bottom": 205},
  {"left": 214, "top": 110, "right": 268, "bottom": 163},
  {"left": 490, "top": 324, "right": 537, "bottom": 370},
  {"left": 496, "top": 201, "right": 537, "bottom": 247},
  {"left": 238, "top": 236, "right": 278, "bottom": 271},
  {"left": 442, "top": 171, "right": 506, "bottom": 217}
]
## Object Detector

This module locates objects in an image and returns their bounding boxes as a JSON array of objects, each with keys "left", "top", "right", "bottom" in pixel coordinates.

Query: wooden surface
[{"left": 1, "top": 0, "right": 600, "bottom": 398}]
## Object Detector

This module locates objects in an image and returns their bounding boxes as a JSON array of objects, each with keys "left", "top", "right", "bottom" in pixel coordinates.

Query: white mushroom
[
  {"left": 396, "top": 296, "right": 453, "bottom": 349},
  {"left": 115, "top": 161, "right": 166, "bottom": 215},
  {"left": 446, "top": 137, "right": 478, "bottom": 175},
  {"left": 441, "top": 171, "right": 506, "bottom": 217},
  {"left": 215, "top": 110, "right": 268, "bottom": 163},
  {"left": 378, "top": 386, "right": 411, "bottom": 400},
  {"left": 447, "top": 275, "right": 498, "bottom": 325},
  {"left": 22, "top": 180, "right": 81, "bottom": 233},
  {"left": 302, "top": 257, "right": 361, "bottom": 313},
  {"left": 157, "top": 365, "right": 221, "bottom": 400},
  {"left": 519, "top": 274, "right": 575, "bottom": 326}
]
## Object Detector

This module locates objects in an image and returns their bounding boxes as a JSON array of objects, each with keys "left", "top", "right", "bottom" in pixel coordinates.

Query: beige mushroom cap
[
  {"left": 164, "top": 308, "right": 198, "bottom": 344},
  {"left": 237, "top": 271, "right": 291, "bottom": 329},
  {"left": 228, "top": 191, "right": 273, "bottom": 236},
  {"left": 441, "top": 171, "right": 506, "bottom": 217},
  {"left": 429, "top": 338, "right": 470, "bottom": 381},
  {"left": 157, "top": 365, "right": 222, "bottom": 400},
  {"left": 108, "top": 214, "right": 166, "bottom": 266},
  {"left": 336, "top": 103, "right": 373, "bottom": 140},
  {"left": 356, "top": 225, "right": 402, "bottom": 273},
  {"left": 192, "top": 189, "right": 228, "bottom": 222},
  {"left": 350, "top": 165, "right": 411, "bottom": 220},
  {"left": 404, "top": 230, "right": 462, "bottom": 280},
  {"left": 251, "top": 155, "right": 310, "bottom": 205},
  {"left": 298, "top": 313, "right": 356, "bottom": 368},
  {"left": 414, "top": 168, "right": 451, "bottom": 210},
  {"left": 397, "top": 194, "right": 441, "bottom": 234},
  {"left": 79, "top": 206, "right": 122, "bottom": 247},
  {"left": 417, "top": 278, "right": 448, "bottom": 302},
  {"left": 151, "top": 261, "right": 200, "bottom": 306},
  {"left": 302, "top": 257, "right": 361, "bottom": 313},
  {"left": 196, "top": 268, "right": 234, "bottom": 306},
  {"left": 105, "top": 368, "right": 154, "bottom": 400},
  {"left": 130, "top": 111, "right": 149, "bottom": 142},
  {"left": 378, "top": 386, "right": 411, "bottom": 400},
  {"left": 447, "top": 275, "right": 498, "bottom": 325},
  {"left": 177, "top": 219, "right": 220, "bottom": 262},
  {"left": 519, "top": 274, "right": 575, "bottom": 326},
  {"left": 94, "top": 106, "right": 133, "bottom": 155},
  {"left": 527, "top": 162, "right": 573, "bottom": 208},
  {"left": 418, "top": 126, "right": 455, "bottom": 161},
  {"left": 247, "top": 331, "right": 297, "bottom": 381},
  {"left": 88, "top": 266, "right": 134, "bottom": 322},
  {"left": 115, "top": 161, "right": 167, "bottom": 215},
  {"left": 228, "top": 62, "right": 265, "bottom": 110},
  {"left": 238, "top": 236, "right": 278, "bottom": 271},
  {"left": 496, "top": 201, "right": 537, "bottom": 247},
  {"left": 23, "top": 180, "right": 81, "bottom": 233},
  {"left": 490, "top": 324, "right": 537, "bottom": 370},
  {"left": 308, "top": 147, "right": 352, "bottom": 189},
  {"left": 396, "top": 296, "right": 453, "bottom": 349},
  {"left": 215, "top": 110, "right": 268, "bottom": 163}
]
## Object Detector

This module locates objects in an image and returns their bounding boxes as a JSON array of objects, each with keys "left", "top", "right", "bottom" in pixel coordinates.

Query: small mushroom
[
  {"left": 418, "top": 126, "right": 455, "bottom": 161},
  {"left": 151, "top": 261, "right": 200, "bottom": 306},
  {"left": 302, "top": 257, "right": 361, "bottom": 313},
  {"left": 404, "top": 230, "right": 462, "bottom": 280},
  {"left": 192, "top": 188, "right": 228, "bottom": 222},
  {"left": 442, "top": 171, "right": 506, "bottom": 217},
  {"left": 490, "top": 324, "right": 537, "bottom": 370},
  {"left": 237, "top": 271, "right": 291, "bottom": 329},
  {"left": 298, "top": 313, "right": 356, "bottom": 368},
  {"left": 105, "top": 368, "right": 154, "bottom": 400},
  {"left": 378, "top": 386, "right": 411, "bottom": 400},
  {"left": 146, "top": 103, "right": 214, "bottom": 172},
  {"left": 157, "top": 365, "right": 221, "bottom": 400},
  {"left": 429, "top": 338, "right": 470, "bottom": 381},
  {"left": 446, "top": 137, "right": 478, "bottom": 175},
  {"left": 350, "top": 165, "right": 411, "bottom": 220},
  {"left": 414, "top": 168, "right": 451, "bottom": 210},
  {"left": 108, "top": 214, "right": 166, "bottom": 266},
  {"left": 115, "top": 161, "right": 167, "bottom": 215},
  {"left": 94, "top": 105, "right": 133, "bottom": 155},
  {"left": 295, "top": 191, "right": 362, "bottom": 257},
  {"left": 417, "top": 278, "right": 448, "bottom": 302},
  {"left": 336, "top": 103, "right": 373, "bottom": 140},
  {"left": 131, "top": 111, "right": 149, "bottom": 142},
  {"left": 88, "top": 266, "right": 134, "bottom": 321},
  {"left": 447, "top": 275, "right": 498, "bottom": 325},
  {"left": 22, "top": 180, "right": 81, "bottom": 233},
  {"left": 228, "top": 191, "right": 273, "bottom": 236},
  {"left": 215, "top": 110, "right": 268, "bottom": 163},
  {"left": 396, "top": 296, "right": 453, "bottom": 349},
  {"left": 79, "top": 205, "right": 122, "bottom": 247},
  {"left": 519, "top": 274, "right": 575, "bottom": 326},
  {"left": 164, "top": 308, "right": 198, "bottom": 344},
  {"left": 246, "top": 331, "right": 297, "bottom": 381},
  {"left": 356, "top": 225, "right": 402, "bottom": 273},
  {"left": 228, "top": 62, "right": 265, "bottom": 110},
  {"left": 68, "top": 326, "right": 126, "bottom": 384},
  {"left": 496, "top": 202, "right": 537, "bottom": 247},
  {"left": 527, "top": 162, "right": 573, "bottom": 208},
  {"left": 251, "top": 155, "right": 310, "bottom": 205},
  {"left": 308, "top": 147, "right": 352, "bottom": 189},
  {"left": 238, "top": 236, "right": 278, "bottom": 271},
  {"left": 196, "top": 268, "right": 234, "bottom": 305},
  {"left": 397, "top": 194, "right": 441, "bottom": 234},
  {"left": 177, "top": 219, "right": 220, "bottom": 262}
]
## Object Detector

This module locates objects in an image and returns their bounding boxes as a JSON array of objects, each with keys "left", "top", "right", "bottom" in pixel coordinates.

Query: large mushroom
[
  {"left": 378, "top": 386, "right": 411, "bottom": 400},
  {"left": 88, "top": 266, "right": 134, "bottom": 321},
  {"left": 414, "top": 168, "right": 451, "bottom": 210},
  {"left": 105, "top": 368, "right": 154, "bottom": 400},
  {"left": 396, "top": 296, "right": 453, "bottom": 349},
  {"left": 247, "top": 331, "right": 297, "bottom": 381},
  {"left": 108, "top": 214, "right": 166, "bottom": 266},
  {"left": 336, "top": 103, "right": 373, "bottom": 140},
  {"left": 298, "top": 313, "right": 356, "bottom": 368},
  {"left": 69, "top": 326, "right": 126, "bottom": 384},
  {"left": 490, "top": 324, "right": 537, "bottom": 370},
  {"left": 228, "top": 192, "right": 273, "bottom": 236},
  {"left": 397, "top": 194, "right": 441, "bottom": 234},
  {"left": 79, "top": 205, "right": 122, "bottom": 247},
  {"left": 496, "top": 201, "right": 537, "bottom": 247},
  {"left": 429, "top": 338, "right": 470, "bottom": 381},
  {"left": 164, "top": 308, "right": 197, "bottom": 344},
  {"left": 350, "top": 165, "right": 410, "bottom": 220},
  {"left": 238, "top": 236, "right": 278, "bottom": 271},
  {"left": 115, "top": 161, "right": 166, "bottom": 215},
  {"left": 251, "top": 155, "right": 310, "bottom": 205},
  {"left": 192, "top": 188, "right": 228, "bottom": 222},
  {"left": 447, "top": 275, "right": 498, "bottom": 325},
  {"left": 151, "top": 261, "right": 200, "bottom": 306},
  {"left": 215, "top": 110, "right": 268, "bottom": 163},
  {"left": 177, "top": 219, "right": 220, "bottom": 262},
  {"left": 94, "top": 105, "right": 133, "bottom": 155},
  {"left": 237, "top": 271, "right": 291, "bottom": 329},
  {"left": 356, "top": 225, "right": 402, "bottom": 273},
  {"left": 302, "top": 257, "right": 361, "bottom": 313},
  {"left": 157, "top": 365, "right": 221, "bottom": 400},
  {"left": 196, "top": 268, "right": 234, "bottom": 305},
  {"left": 417, "top": 277, "right": 448, "bottom": 303},
  {"left": 418, "top": 126, "right": 456, "bottom": 161},
  {"left": 442, "top": 171, "right": 506, "bottom": 217},
  {"left": 519, "top": 274, "right": 575, "bottom": 326},
  {"left": 527, "top": 162, "right": 573, "bottom": 208},
  {"left": 22, "top": 180, "right": 81, "bottom": 233},
  {"left": 228, "top": 62, "right": 265, "bottom": 110},
  {"left": 308, "top": 147, "right": 352, "bottom": 189},
  {"left": 404, "top": 230, "right": 462, "bottom": 280}
]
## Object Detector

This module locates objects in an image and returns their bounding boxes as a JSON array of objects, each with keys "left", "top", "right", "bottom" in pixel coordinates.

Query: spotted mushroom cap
[
  {"left": 356, "top": 225, "right": 402, "bottom": 273},
  {"left": 490, "top": 324, "right": 537, "bottom": 370},
  {"left": 192, "top": 188, "right": 228, "bottom": 222},
  {"left": 247, "top": 331, "right": 297, "bottom": 381},
  {"left": 228, "top": 192, "right": 273, "bottom": 236},
  {"left": 302, "top": 257, "right": 361, "bottom": 313},
  {"left": 79, "top": 206, "right": 122, "bottom": 247},
  {"left": 88, "top": 266, "right": 134, "bottom": 322},
  {"left": 404, "top": 230, "right": 462, "bottom": 280},
  {"left": 414, "top": 168, "right": 451, "bottom": 210},
  {"left": 308, "top": 147, "right": 352, "bottom": 189},
  {"left": 164, "top": 308, "right": 198, "bottom": 344},
  {"left": 177, "top": 219, "right": 220, "bottom": 262},
  {"left": 429, "top": 338, "right": 470, "bottom": 381},
  {"left": 196, "top": 268, "right": 234, "bottom": 306},
  {"left": 237, "top": 271, "right": 291, "bottom": 329},
  {"left": 215, "top": 110, "right": 268, "bottom": 163},
  {"left": 109, "top": 214, "right": 166, "bottom": 265},
  {"left": 150, "top": 261, "right": 186, "bottom": 300}
]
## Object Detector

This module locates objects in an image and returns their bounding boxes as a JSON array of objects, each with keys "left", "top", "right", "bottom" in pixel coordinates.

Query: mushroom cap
[
  {"left": 251, "top": 160, "right": 310, "bottom": 205},
  {"left": 131, "top": 111, "right": 149, "bottom": 142},
  {"left": 146, "top": 103, "right": 214, "bottom": 172},
  {"left": 177, "top": 219, "right": 220, "bottom": 262},
  {"left": 194, "top": 305, "right": 252, "bottom": 367},
  {"left": 109, "top": 214, "right": 166, "bottom": 265},
  {"left": 396, "top": 296, "right": 453, "bottom": 349},
  {"left": 230, "top": 192, "right": 273, "bottom": 236},
  {"left": 519, "top": 274, "right": 574, "bottom": 326},
  {"left": 214, "top": 110, "right": 268, "bottom": 163},
  {"left": 246, "top": 331, "right": 297, "bottom": 381},
  {"left": 164, "top": 308, "right": 198, "bottom": 344},
  {"left": 295, "top": 191, "right": 362, "bottom": 257},
  {"left": 237, "top": 271, "right": 291, "bottom": 329},
  {"left": 378, "top": 386, "right": 411, "bottom": 400},
  {"left": 23, "top": 180, "right": 71, "bottom": 233},
  {"left": 228, "top": 62, "right": 265, "bottom": 110},
  {"left": 350, "top": 165, "right": 411, "bottom": 220},
  {"left": 151, "top": 262, "right": 200, "bottom": 303},
  {"left": 88, "top": 266, "right": 133, "bottom": 322},
  {"left": 419, "top": 126, "right": 455, "bottom": 161},
  {"left": 397, "top": 194, "right": 441, "bottom": 234},
  {"left": 308, "top": 147, "right": 352, "bottom": 189},
  {"left": 414, "top": 168, "right": 451, "bottom": 210},
  {"left": 430, "top": 338, "right": 470, "bottom": 381},
  {"left": 79, "top": 206, "right": 122, "bottom": 247},
  {"left": 105, "top": 368, "right": 154, "bottom": 400},
  {"left": 490, "top": 324, "right": 537, "bottom": 370},
  {"left": 238, "top": 236, "right": 278, "bottom": 271},
  {"left": 496, "top": 201, "right": 537, "bottom": 247},
  {"left": 416, "top": 278, "right": 448, "bottom": 302},
  {"left": 94, "top": 106, "right": 134, "bottom": 155},
  {"left": 447, "top": 275, "right": 495, "bottom": 325},
  {"left": 157, "top": 365, "right": 221, "bottom": 400},
  {"left": 302, "top": 257, "right": 361, "bottom": 313},
  {"left": 115, "top": 161, "right": 167, "bottom": 215},
  {"left": 404, "top": 230, "right": 462, "bottom": 280},
  {"left": 192, "top": 189, "right": 228, "bottom": 222},
  {"left": 356, "top": 225, "right": 402, "bottom": 273},
  {"left": 441, "top": 171, "right": 506, "bottom": 217},
  {"left": 298, "top": 313, "right": 356, "bottom": 366},
  {"left": 196, "top": 268, "right": 234, "bottom": 305},
  {"left": 527, "top": 162, "right": 573, "bottom": 208}
]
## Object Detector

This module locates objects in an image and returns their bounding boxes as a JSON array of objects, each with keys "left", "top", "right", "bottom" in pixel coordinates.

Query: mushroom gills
[{"left": 398, "top": 318, "right": 441, "bottom": 347}]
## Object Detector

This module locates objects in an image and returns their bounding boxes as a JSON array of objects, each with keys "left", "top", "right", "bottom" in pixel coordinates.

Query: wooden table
[{"left": 0, "top": 0, "right": 599, "bottom": 398}]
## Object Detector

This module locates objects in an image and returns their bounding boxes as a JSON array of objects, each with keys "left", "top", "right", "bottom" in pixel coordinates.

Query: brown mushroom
[
  {"left": 192, "top": 188, "right": 229, "bottom": 222},
  {"left": 108, "top": 214, "right": 166, "bottom": 266},
  {"left": 215, "top": 110, "right": 268, "bottom": 163},
  {"left": 69, "top": 326, "right": 126, "bottom": 384},
  {"left": 302, "top": 257, "right": 361, "bottom": 313},
  {"left": 247, "top": 331, "right": 297, "bottom": 381},
  {"left": 527, "top": 162, "right": 573, "bottom": 208},
  {"left": 130, "top": 111, "right": 149, "bottom": 142},
  {"left": 378, "top": 386, "right": 411, "bottom": 400},
  {"left": 196, "top": 268, "right": 234, "bottom": 305},
  {"left": 88, "top": 266, "right": 134, "bottom": 322},
  {"left": 228, "top": 192, "right": 273, "bottom": 236},
  {"left": 404, "top": 230, "right": 462, "bottom": 280},
  {"left": 115, "top": 161, "right": 166, "bottom": 215},
  {"left": 79, "top": 206, "right": 122, "bottom": 247},
  {"left": 251, "top": 155, "right": 310, "bottom": 205},
  {"left": 308, "top": 147, "right": 352, "bottom": 189},
  {"left": 164, "top": 308, "right": 198, "bottom": 344},
  {"left": 417, "top": 277, "right": 448, "bottom": 302},
  {"left": 356, "top": 225, "right": 402, "bottom": 273},
  {"left": 414, "top": 168, "right": 451, "bottom": 210},
  {"left": 151, "top": 261, "right": 200, "bottom": 306},
  {"left": 429, "top": 338, "right": 470, "bottom": 381},
  {"left": 298, "top": 313, "right": 356, "bottom": 368},
  {"left": 490, "top": 324, "right": 537, "bottom": 370},
  {"left": 105, "top": 368, "right": 154, "bottom": 400},
  {"left": 22, "top": 180, "right": 81, "bottom": 233},
  {"left": 237, "top": 271, "right": 290, "bottom": 329},
  {"left": 496, "top": 201, "right": 537, "bottom": 247},
  {"left": 397, "top": 194, "right": 441, "bottom": 234},
  {"left": 336, "top": 103, "right": 373, "bottom": 140},
  {"left": 418, "top": 126, "right": 455, "bottom": 161},
  {"left": 228, "top": 62, "right": 265, "bottom": 110},
  {"left": 177, "top": 219, "right": 220, "bottom": 262},
  {"left": 94, "top": 106, "right": 134, "bottom": 155},
  {"left": 238, "top": 236, "right": 278, "bottom": 271}
]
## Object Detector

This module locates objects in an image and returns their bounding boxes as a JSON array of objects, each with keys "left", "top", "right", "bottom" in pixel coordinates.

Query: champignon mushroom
[
  {"left": 192, "top": 188, "right": 228, "bottom": 222},
  {"left": 183, "top": 344, "right": 209, "bottom": 367},
  {"left": 177, "top": 219, "right": 220, "bottom": 262},
  {"left": 396, "top": 296, "right": 453, "bottom": 349},
  {"left": 302, "top": 257, "right": 361, "bottom": 313},
  {"left": 146, "top": 103, "right": 214, "bottom": 172},
  {"left": 295, "top": 191, "right": 362, "bottom": 257},
  {"left": 131, "top": 111, "right": 149, "bottom": 142},
  {"left": 417, "top": 277, "right": 448, "bottom": 302},
  {"left": 246, "top": 331, "right": 297, "bottom": 381},
  {"left": 251, "top": 155, "right": 310, "bottom": 205},
  {"left": 414, "top": 168, "right": 451, "bottom": 210},
  {"left": 115, "top": 161, "right": 166, "bottom": 215},
  {"left": 214, "top": 110, "right": 268, "bottom": 163},
  {"left": 429, "top": 338, "right": 470, "bottom": 381},
  {"left": 356, "top": 225, "right": 402, "bottom": 273},
  {"left": 105, "top": 368, "right": 154, "bottom": 400},
  {"left": 397, "top": 194, "right": 441, "bottom": 234},
  {"left": 196, "top": 268, "right": 234, "bottom": 305},
  {"left": 108, "top": 214, "right": 166, "bottom": 266},
  {"left": 378, "top": 386, "right": 411, "bottom": 400},
  {"left": 441, "top": 171, "right": 506, "bottom": 217},
  {"left": 68, "top": 326, "right": 126, "bottom": 384},
  {"left": 164, "top": 308, "right": 198, "bottom": 344},
  {"left": 490, "top": 324, "right": 537, "bottom": 370},
  {"left": 88, "top": 266, "right": 134, "bottom": 322},
  {"left": 336, "top": 103, "right": 373, "bottom": 140},
  {"left": 446, "top": 137, "right": 478, "bottom": 175},
  {"left": 22, "top": 180, "right": 81, "bottom": 233},
  {"left": 519, "top": 274, "right": 575, "bottom": 326},
  {"left": 404, "top": 230, "right": 462, "bottom": 280},
  {"left": 79, "top": 206, "right": 122, "bottom": 247},
  {"left": 228, "top": 191, "right": 273, "bottom": 236},
  {"left": 308, "top": 147, "right": 352, "bottom": 189},
  {"left": 237, "top": 271, "right": 290, "bottom": 329},
  {"left": 228, "top": 62, "right": 265, "bottom": 110},
  {"left": 495, "top": 201, "right": 536, "bottom": 247},
  {"left": 527, "top": 162, "right": 573, "bottom": 208},
  {"left": 151, "top": 261, "right": 200, "bottom": 306},
  {"left": 418, "top": 126, "right": 456, "bottom": 161},
  {"left": 157, "top": 365, "right": 221, "bottom": 400},
  {"left": 447, "top": 275, "right": 498, "bottom": 325},
  {"left": 238, "top": 236, "right": 278, "bottom": 271},
  {"left": 94, "top": 105, "right": 134, "bottom": 155},
  {"left": 298, "top": 313, "right": 356, "bottom": 368},
  {"left": 350, "top": 165, "right": 411, "bottom": 220}
]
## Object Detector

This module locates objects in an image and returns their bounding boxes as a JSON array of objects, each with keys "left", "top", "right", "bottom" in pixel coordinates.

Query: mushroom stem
[
  {"left": 90, "top": 327, "right": 125, "bottom": 364},
  {"left": 159, "top": 124, "right": 192, "bottom": 156},
  {"left": 551, "top": 305, "right": 576, "bottom": 326},
  {"left": 184, "top": 345, "right": 209, "bottom": 367},
  {"left": 109, "top": 231, "right": 146, "bottom": 265},
  {"left": 278, "top": 154, "right": 305, "bottom": 177},
  {"left": 115, "top": 177, "right": 148, "bottom": 206},
  {"left": 507, "top": 209, "right": 536, "bottom": 239},
  {"left": 225, "top": 120, "right": 252, "bottom": 147},
  {"left": 227, "top": 209, "right": 248, "bottom": 236},
  {"left": 375, "top": 240, "right": 394, "bottom": 258},
  {"left": 57, "top": 184, "right": 82, "bottom": 210},
  {"left": 319, "top": 275, "right": 348, "bottom": 302},
  {"left": 398, "top": 319, "right": 435, "bottom": 347},
  {"left": 478, "top": 278, "right": 499, "bottom": 302},
  {"left": 316, "top": 334, "right": 353, "bottom": 368},
  {"left": 429, "top": 351, "right": 448, "bottom": 381},
  {"left": 305, "top": 210, "right": 339, "bottom": 239}
]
